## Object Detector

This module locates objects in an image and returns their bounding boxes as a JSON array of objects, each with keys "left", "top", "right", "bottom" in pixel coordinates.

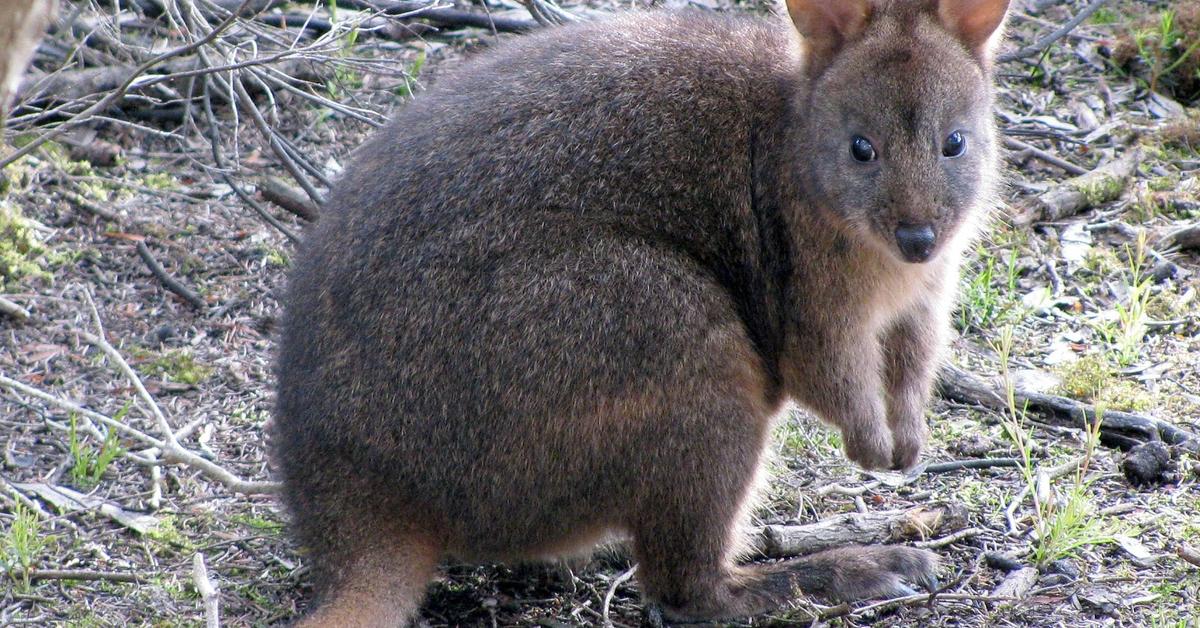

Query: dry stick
[
  {"left": 1003, "top": 456, "right": 1085, "bottom": 536},
  {"left": 231, "top": 76, "right": 325, "bottom": 207},
  {"left": 0, "top": 374, "right": 167, "bottom": 448},
  {"left": 269, "top": 127, "right": 333, "bottom": 189},
  {"left": 75, "top": 323, "right": 279, "bottom": 493},
  {"left": 1012, "top": 148, "right": 1142, "bottom": 227},
  {"left": 19, "top": 569, "right": 147, "bottom": 584},
  {"left": 260, "top": 175, "right": 319, "bottom": 221},
  {"left": 0, "top": 296, "right": 30, "bottom": 321},
  {"left": 601, "top": 565, "right": 637, "bottom": 628},
  {"left": 0, "top": 374, "right": 276, "bottom": 493},
  {"left": 347, "top": 0, "right": 538, "bottom": 33},
  {"left": 818, "top": 592, "right": 1009, "bottom": 622},
  {"left": 998, "top": 0, "right": 1111, "bottom": 63},
  {"left": 199, "top": 77, "right": 300, "bottom": 243},
  {"left": 135, "top": 241, "right": 207, "bottom": 310},
  {"left": 937, "top": 363, "right": 1198, "bottom": 454},
  {"left": 758, "top": 503, "right": 969, "bottom": 558},
  {"left": 923, "top": 458, "right": 1022, "bottom": 474},
  {"left": 991, "top": 566, "right": 1038, "bottom": 600},
  {"left": 1159, "top": 223, "right": 1200, "bottom": 252},
  {"left": 193, "top": 552, "right": 221, "bottom": 628},
  {"left": 252, "top": 65, "right": 382, "bottom": 126},
  {"left": 61, "top": 188, "right": 120, "bottom": 221},
  {"left": 0, "top": 475, "right": 81, "bottom": 532},
  {"left": 0, "top": 0, "right": 258, "bottom": 170},
  {"left": 914, "top": 527, "right": 987, "bottom": 549},
  {"left": 1003, "top": 136, "right": 1088, "bottom": 176},
  {"left": 1178, "top": 544, "right": 1200, "bottom": 569}
]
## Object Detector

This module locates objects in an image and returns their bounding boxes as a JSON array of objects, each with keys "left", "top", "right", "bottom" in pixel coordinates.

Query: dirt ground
[{"left": 1, "top": 0, "right": 1198, "bottom": 626}]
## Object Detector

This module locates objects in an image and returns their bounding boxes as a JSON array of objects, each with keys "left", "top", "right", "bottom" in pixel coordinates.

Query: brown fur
[{"left": 271, "top": 0, "right": 1009, "bottom": 624}]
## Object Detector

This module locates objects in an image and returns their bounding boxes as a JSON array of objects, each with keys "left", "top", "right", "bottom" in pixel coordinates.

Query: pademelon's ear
[
  {"left": 785, "top": 0, "right": 873, "bottom": 75},
  {"left": 937, "top": 0, "right": 1012, "bottom": 63}
]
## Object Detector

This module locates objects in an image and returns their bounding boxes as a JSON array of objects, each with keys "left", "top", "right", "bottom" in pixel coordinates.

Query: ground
[{"left": 1, "top": 0, "right": 1198, "bottom": 626}]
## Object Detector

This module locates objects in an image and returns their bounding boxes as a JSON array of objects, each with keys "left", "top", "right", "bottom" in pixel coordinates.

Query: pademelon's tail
[{"left": 296, "top": 530, "right": 441, "bottom": 627}]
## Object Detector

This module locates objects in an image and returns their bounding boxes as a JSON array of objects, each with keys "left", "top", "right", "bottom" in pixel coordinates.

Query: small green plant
[
  {"left": 995, "top": 328, "right": 1120, "bottom": 566},
  {"left": 68, "top": 404, "right": 128, "bottom": 489},
  {"left": 2, "top": 503, "right": 47, "bottom": 591},
  {"left": 1112, "top": 235, "right": 1154, "bottom": 366},
  {"left": 1030, "top": 403, "right": 1110, "bottom": 564},
  {"left": 146, "top": 515, "right": 192, "bottom": 549},
  {"left": 394, "top": 50, "right": 427, "bottom": 98},
  {"left": 1113, "top": 7, "right": 1200, "bottom": 102},
  {"left": 774, "top": 414, "right": 841, "bottom": 461},
  {"left": 1090, "top": 7, "right": 1119, "bottom": 26},
  {"left": 957, "top": 246, "right": 1021, "bottom": 332}
]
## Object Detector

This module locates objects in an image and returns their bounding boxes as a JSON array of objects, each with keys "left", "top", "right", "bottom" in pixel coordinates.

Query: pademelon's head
[{"left": 786, "top": 0, "right": 1010, "bottom": 264}]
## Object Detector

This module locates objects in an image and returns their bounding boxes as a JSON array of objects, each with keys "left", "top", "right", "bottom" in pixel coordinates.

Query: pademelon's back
[{"left": 273, "top": 11, "right": 798, "bottom": 455}]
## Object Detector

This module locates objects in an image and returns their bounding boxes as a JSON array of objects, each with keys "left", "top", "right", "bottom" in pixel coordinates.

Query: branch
[
  {"left": 1012, "top": 149, "right": 1142, "bottom": 227},
  {"left": 136, "top": 241, "right": 208, "bottom": 311},
  {"left": 0, "top": 0, "right": 259, "bottom": 169},
  {"left": 936, "top": 363, "right": 1199, "bottom": 454},
  {"left": 998, "top": 0, "right": 1110, "bottom": 64},
  {"left": 757, "top": 503, "right": 969, "bottom": 558}
]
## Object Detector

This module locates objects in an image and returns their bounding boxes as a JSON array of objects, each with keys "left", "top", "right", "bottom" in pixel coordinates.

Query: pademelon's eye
[
  {"left": 850, "top": 135, "right": 876, "bottom": 162},
  {"left": 942, "top": 130, "right": 966, "bottom": 158}
]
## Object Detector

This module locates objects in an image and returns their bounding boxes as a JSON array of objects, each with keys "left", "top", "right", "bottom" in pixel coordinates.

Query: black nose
[{"left": 895, "top": 224, "right": 936, "bottom": 263}]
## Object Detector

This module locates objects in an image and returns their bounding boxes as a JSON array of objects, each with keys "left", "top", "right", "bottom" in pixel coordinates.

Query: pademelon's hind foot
[
  {"left": 766, "top": 544, "right": 939, "bottom": 602},
  {"left": 648, "top": 545, "right": 939, "bottom": 623}
]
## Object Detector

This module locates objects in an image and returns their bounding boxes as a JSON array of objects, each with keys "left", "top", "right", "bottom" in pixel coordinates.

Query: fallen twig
[
  {"left": 816, "top": 592, "right": 1010, "bottom": 621},
  {"left": 1013, "top": 149, "right": 1142, "bottom": 226},
  {"left": 136, "top": 241, "right": 207, "bottom": 311},
  {"left": 12, "top": 569, "right": 146, "bottom": 584},
  {"left": 913, "top": 526, "right": 987, "bottom": 549},
  {"left": 923, "top": 458, "right": 1022, "bottom": 474},
  {"left": 77, "top": 300, "right": 278, "bottom": 493},
  {"left": 937, "top": 363, "right": 1198, "bottom": 454},
  {"left": 1178, "top": 544, "right": 1200, "bottom": 569},
  {"left": 601, "top": 565, "right": 636, "bottom": 628},
  {"left": 349, "top": 0, "right": 539, "bottom": 33},
  {"left": 1158, "top": 223, "right": 1200, "bottom": 252},
  {"left": 998, "top": 0, "right": 1110, "bottom": 63},
  {"left": 0, "top": 0, "right": 258, "bottom": 169},
  {"left": 990, "top": 566, "right": 1038, "bottom": 600},
  {"left": 0, "top": 296, "right": 30, "bottom": 322},
  {"left": 1004, "top": 136, "right": 1088, "bottom": 176},
  {"left": 260, "top": 176, "right": 319, "bottom": 222},
  {"left": 758, "top": 503, "right": 968, "bottom": 558},
  {"left": 0, "top": 364, "right": 278, "bottom": 494},
  {"left": 193, "top": 552, "right": 221, "bottom": 628}
]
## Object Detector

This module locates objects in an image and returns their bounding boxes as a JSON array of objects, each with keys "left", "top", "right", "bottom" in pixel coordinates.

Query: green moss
[
  {"left": 1149, "top": 174, "right": 1182, "bottom": 192},
  {"left": 145, "top": 515, "right": 194, "bottom": 550},
  {"left": 0, "top": 202, "right": 50, "bottom": 289},
  {"left": 229, "top": 512, "right": 284, "bottom": 532},
  {"left": 230, "top": 406, "right": 271, "bottom": 426},
  {"left": 1090, "top": 7, "right": 1120, "bottom": 25},
  {"left": 142, "top": 172, "right": 175, "bottom": 190},
  {"left": 1055, "top": 354, "right": 1154, "bottom": 411},
  {"left": 1082, "top": 247, "right": 1121, "bottom": 275},
  {"left": 1073, "top": 174, "right": 1125, "bottom": 206},
  {"left": 137, "top": 349, "right": 213, "bottom": 385},
  {"left": 1099, "top": 380, "right": 1154, "bottom": 412},
  {"left": 1056, "top": 354, "right": 1111, "bottom": 401},
  {"left": 266, "top": 248, "right": 289, "bottom": 268}
]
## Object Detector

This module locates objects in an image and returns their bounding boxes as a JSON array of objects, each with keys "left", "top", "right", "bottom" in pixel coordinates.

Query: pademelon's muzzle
[{"left": 895, "top": 224, "right": 936, "bottom": 263}]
